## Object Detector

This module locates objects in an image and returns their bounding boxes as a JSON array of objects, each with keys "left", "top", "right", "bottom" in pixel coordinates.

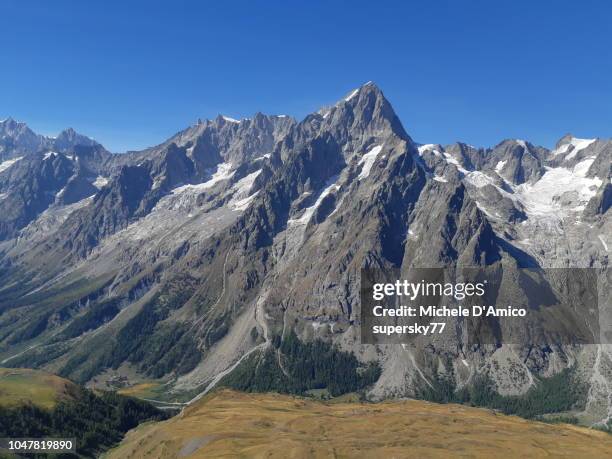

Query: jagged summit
[
  {"left": 0, "top": 117, "right": 101, "bottom": 160},
  {"left": 552, "top": 134, "right": 597, "bottom": 158},
  {"left": 490, "top": 138, "right": 533, "bottom": 150},
  {"left": 312, "top": 82, "right": 411, "bottom": 146},
  {"left": 555, "top": 133, "right": 574, "bottom": 149},
  {"left": 218, "top": 114, "right": 240, "bottom": 124},
  {"left": 196, "top": 112, "right": 294, "bottom": 128},
  {"left": 54, "top": 127, "right": 98, "bottom": 151},
  {"left": 0, "top": 116, "right": 33, "bottom": 133}
]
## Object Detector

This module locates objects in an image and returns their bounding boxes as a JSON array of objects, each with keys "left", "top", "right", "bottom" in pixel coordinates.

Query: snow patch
[
  {"left": 418, "top": 144, "right": 436, "bottom": 154},
  {"left": 92, "top": 176, "right": 108, "bottom": 189},
  {"left": 172, "top": 162, "right": 234, "bottom": 194},
  {"left": 495, "top": 160, "right": 507, "bottom": 172},
  {"left": 231, "top": 192, "right": 259, "bottom": 211},
  {"left": 465, "top": 171, "right": 496, "bottom": 188},
  {"left": 227, "top": 169, "right": 262, "bottom": 211},
  {"left": 0, "top": 156, "right": 22, "bottom": 172},
  {"left": 554, "top": 137, "right": 596, "bottom": 159},
  {"left": 55, "top": 186, "right": 67, "bottom": 198},
  {"left": 571, "top": 157, "right": 596, "bottom": 177},
  {"left": 443, "top": 152, "right": 469, "bottom": 174},
  {"left": 311, "top": 321, "right": 324, "bottom": 331},
  {"left": 417, "top": 144, "right": 442, "bottom": 157},
  {"left": 358, "top": 145, "right": 383, "bottom": 180},
  {"left": 516, "top": 139, "right": 527, "bottom": 149},
  {"left": 288, "top": 176, "right": 340, "bottom": 226},
  {"left": 599, "top": 235, "right": 609, "bottom": 252},
  {"left": 344, "top": 89, "right": 359, "bottom": 102},
  {"left": 472, "top": 200, "right": 501, "bottom": 219},
  {"left": 221, "top": 115, "right": 239, "bottom": 123},
  {"left": 433, "top": 176, "right": 448, "bottom": 183},
  {"left": 232, "top": 169, "right": 261, "bottom": 197}
]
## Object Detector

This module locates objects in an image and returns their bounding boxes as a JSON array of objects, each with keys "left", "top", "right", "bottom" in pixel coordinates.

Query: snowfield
[
  {"left": 358, "top": 145, "right": 383, "bottom": 180},
  {"left": 0, "top": 156, "right": 22, "bottom": 172},
  {"left": 288, "top": 175, "right": 340, "bottom": 226},
  {"left": 553, "top": 137, "right": 596, "bottom": 159},
  {"left": 515, "top": 158, "right": 602, "bottom": 218}
]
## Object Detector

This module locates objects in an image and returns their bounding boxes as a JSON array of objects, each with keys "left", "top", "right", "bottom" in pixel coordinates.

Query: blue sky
[{"left": 1, "top": 0, "right": 610, "bottom": 152}]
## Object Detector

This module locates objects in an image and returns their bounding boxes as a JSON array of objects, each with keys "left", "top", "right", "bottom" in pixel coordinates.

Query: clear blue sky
[{"left": 1, "top": 0, "right": 610, "bottom": 152}]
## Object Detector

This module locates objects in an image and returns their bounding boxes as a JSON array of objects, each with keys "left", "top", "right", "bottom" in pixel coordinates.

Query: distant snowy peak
[
  {"left": 0, "top": 117, "right": 45, "bottom": 158},
  {"left": 0, "top": 117, "right": 100, "bottom": 159},
  {"left": 53, "top": 127, "right": 98, "bottom": 151},
  {"left": 0, "top": 117, "right": 29, "bottom": 133},
  {"left": 552, "top": 136, "right": 597, "bottom": 159}
]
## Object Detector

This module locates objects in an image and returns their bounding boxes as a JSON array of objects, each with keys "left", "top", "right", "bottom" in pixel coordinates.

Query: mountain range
[{"left": 0, "top": 83, "right": 609, "bottom": 426}]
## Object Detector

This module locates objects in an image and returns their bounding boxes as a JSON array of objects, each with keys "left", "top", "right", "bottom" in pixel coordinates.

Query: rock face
[
  {"left": 0, "top": 153, "right": 75, "bottom": 240},
  {"left": 0, "top": 84, "right": 610, "bottom": 425},
  {"left": 585, "top": 181, "right": 612, "bottom": 217}
]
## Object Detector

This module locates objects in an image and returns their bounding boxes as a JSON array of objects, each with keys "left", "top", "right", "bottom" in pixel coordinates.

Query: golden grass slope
[
  {"left": 106, "top": 389, "right": 612, "bottom": 459},
  {"left": 0, "top": 367, "right": 78, "bottom": 410},
  {"left": 118, "top": 382, "right": 164, "bottom": 399}
]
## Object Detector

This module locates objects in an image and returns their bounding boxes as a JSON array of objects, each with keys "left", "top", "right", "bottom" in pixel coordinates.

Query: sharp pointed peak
[
  {"left": 0, "top": 116, "right": 24, "bottom": 126},
  {"left": 553, "top": 133, "right": 573, "bottom": 150},
  {"left": 361, "top": 81, "right": 383, "bottom": 93},
  {"left": 55, "top": 127, "right": 80, "bottom": 139},
  {"left": 339, "top": 81, "right": 383, "bottom": 104}
]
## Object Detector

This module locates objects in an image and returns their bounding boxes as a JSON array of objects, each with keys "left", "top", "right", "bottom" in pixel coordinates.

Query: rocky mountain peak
[
  {"left": 335, "top": 82, "right": 406, "bottom": 137},
  {"left": 53, "top": 127, "right": 98, "bottom": 152},
  {"left": 0, "top": 117, "right": 46, "bottom": 160},
  {"left": 0, "top": 117, "right": 33, "bottom": 136},
  {"left": 555, "top": 133, "right": 574, "bottom": 150},
  {"left": 0, "top": 118, "right": 103, "bottom": 162},
  {"left": 0, "top": 116, "right": 16, "bottom": 127},
  {"left": 296, "top": 82, "right": 411, "bottom": 167},
  {"left": 489, "top": 139, "right": 545, "bottom": 185}
]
